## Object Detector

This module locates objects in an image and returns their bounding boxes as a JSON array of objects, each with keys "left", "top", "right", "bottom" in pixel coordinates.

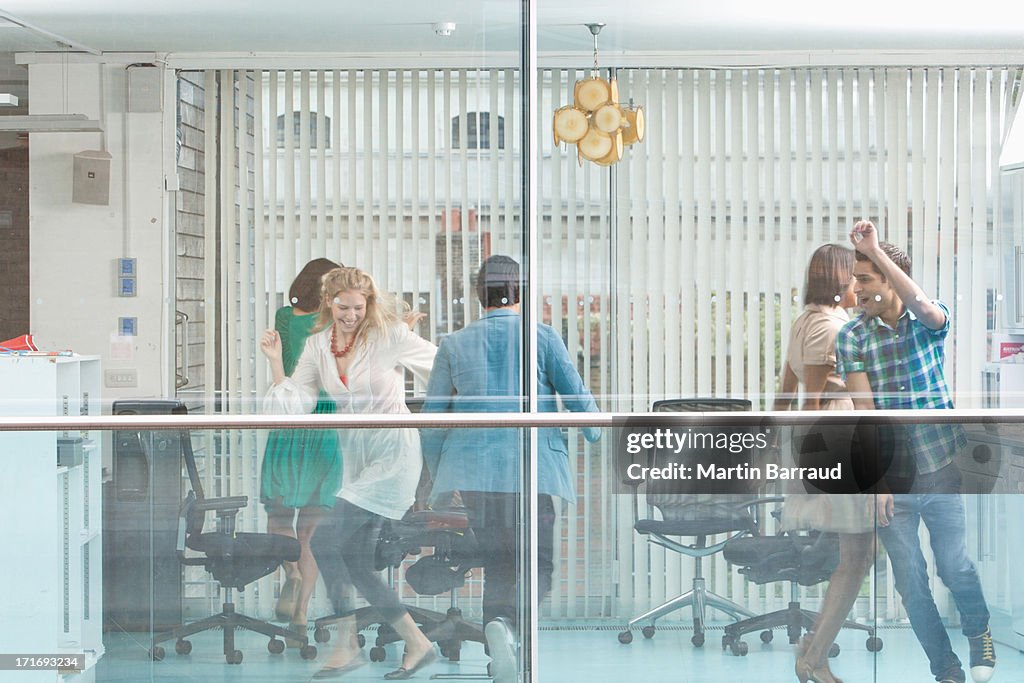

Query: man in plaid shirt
[{"left": 836, "top": 220, "right": 994, "bottom": 683}]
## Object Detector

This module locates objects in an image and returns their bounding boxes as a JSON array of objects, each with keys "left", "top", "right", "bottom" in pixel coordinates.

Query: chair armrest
[{"left": 194, "top": 495, "right": 249, "bottom": 513}]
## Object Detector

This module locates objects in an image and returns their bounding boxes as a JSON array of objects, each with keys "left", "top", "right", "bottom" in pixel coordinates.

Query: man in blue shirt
[
  {"left": 836, "top": 220, "right": 994, "bottom": 683},
  {"left": 421, "top": 255, "right": 601, "bottom": 683}
]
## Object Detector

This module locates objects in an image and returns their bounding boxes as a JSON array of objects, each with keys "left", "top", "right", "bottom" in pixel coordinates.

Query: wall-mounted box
[{"left": 72, "top": 150, "right": 112, "bottom": 206}]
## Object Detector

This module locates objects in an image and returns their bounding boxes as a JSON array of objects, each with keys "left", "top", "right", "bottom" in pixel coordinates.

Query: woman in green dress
[{"left": 261, "top": 258, "right": 343, "bottom": 632}]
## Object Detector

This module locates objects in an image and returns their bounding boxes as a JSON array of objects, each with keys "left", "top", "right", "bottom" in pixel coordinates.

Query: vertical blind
[{"left": 190, "top": 65, "right": 1018, "bottom": 622}]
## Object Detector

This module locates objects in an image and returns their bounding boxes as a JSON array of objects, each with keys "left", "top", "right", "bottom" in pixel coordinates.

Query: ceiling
[
  {"left": 1, "top": 0, "right": 1022, "bottom": 123},
  {"left": 1, "top": 0, "right": 1023, "bottom": 55}
]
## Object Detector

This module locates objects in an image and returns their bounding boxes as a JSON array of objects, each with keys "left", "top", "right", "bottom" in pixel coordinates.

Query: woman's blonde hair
[{"left": 314, "top": 267, "right": 406, "bottom": 348}]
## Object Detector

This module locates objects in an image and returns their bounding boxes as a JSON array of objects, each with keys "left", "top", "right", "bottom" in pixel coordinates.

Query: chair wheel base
[{"left": 617, "top": 630, "right": 633, "bottom": 644}]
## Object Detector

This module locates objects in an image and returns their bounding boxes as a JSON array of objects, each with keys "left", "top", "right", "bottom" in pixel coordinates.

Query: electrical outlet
[{"left": 104, "top": 369, "right": 138, "bottom": 388}]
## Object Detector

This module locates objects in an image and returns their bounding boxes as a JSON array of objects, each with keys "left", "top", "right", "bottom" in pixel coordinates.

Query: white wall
[{"left": 28, "top": 61, "right": 172, "bottom": 402}]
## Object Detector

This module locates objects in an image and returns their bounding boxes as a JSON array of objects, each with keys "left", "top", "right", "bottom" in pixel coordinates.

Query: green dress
[{"left": 260, "top": 307, "right": 342, "bottom": 510}]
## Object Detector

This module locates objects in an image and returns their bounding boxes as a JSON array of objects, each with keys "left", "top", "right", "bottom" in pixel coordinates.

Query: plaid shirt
[{"left": 835, "top": 300, "right": 966, "bottom": 477}]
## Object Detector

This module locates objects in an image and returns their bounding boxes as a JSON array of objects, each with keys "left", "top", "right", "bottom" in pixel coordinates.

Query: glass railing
[{"left": 2, "top": 410, "right": 1023, "bottom": 682}]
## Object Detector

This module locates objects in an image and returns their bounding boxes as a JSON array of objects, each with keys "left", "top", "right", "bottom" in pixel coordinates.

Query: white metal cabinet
[{"left": 0, "top": 355, "right": 103, "bottom": 682}]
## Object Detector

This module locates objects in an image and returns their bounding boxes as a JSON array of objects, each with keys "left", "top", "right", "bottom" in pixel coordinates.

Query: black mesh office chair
[
  {"left": 149, "top": 416, "right": 317, "bottom": 664},
  {"left": 617, "top": 399, "right": 781, "bottom": 648},
  {"left": 312, "top": 507, "right": 486, "bottom": 663},
  {"left": 720, "top": 524, "right": 882, "bottom": 656}
]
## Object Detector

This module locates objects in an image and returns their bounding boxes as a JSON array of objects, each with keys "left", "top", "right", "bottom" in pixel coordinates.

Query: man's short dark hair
[
  {"left": 476, "top": 255, "right": 520, "bottom": 308},
  {"left": 855, "top": 241, "right": 911, "bottom": 279}
]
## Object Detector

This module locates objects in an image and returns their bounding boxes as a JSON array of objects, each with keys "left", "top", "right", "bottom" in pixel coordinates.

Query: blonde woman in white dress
[{"left": 262, "top": 266, "right": 437, "bottom": 680}]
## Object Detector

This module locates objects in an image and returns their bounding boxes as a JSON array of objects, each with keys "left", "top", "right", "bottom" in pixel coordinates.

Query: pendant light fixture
[{"left": 552, "top": 23, "right": 645, "bottom": 166}]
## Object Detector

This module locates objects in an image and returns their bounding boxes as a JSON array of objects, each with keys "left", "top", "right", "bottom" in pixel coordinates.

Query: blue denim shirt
[{"left": 420, "top": 309, "right": 601, "bottom": 502}]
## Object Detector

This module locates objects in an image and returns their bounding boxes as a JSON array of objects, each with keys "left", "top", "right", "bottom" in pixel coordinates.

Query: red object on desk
[{"left": 0, "top": 334, "right": 38, "bottom": 351}]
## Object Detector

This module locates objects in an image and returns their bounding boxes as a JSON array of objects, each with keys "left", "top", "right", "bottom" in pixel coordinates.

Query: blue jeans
[{"left": 878, "top": 464, "right": 990, "bottom": 681}]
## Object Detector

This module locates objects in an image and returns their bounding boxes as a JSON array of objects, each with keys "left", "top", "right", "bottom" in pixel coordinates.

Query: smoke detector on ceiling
[{"left": 433, "top": 22, "right": 456, "bottom": 37}]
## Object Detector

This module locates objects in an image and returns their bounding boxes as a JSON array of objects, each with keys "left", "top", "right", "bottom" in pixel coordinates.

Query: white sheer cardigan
[{"left": 263, "top": 322, "right": 436, "bottom": 519}]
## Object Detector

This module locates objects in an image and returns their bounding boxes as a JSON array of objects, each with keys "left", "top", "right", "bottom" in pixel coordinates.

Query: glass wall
[{"left": 1, "top": 2, "right": 1024, "bottom": 681}]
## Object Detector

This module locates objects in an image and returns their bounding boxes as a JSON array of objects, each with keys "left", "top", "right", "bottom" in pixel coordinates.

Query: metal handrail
[{"left": 2, "top": 408, "right": 1024, "bottom": 431}]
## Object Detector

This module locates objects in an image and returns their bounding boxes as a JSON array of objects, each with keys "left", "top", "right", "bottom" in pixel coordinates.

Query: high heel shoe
[
  {"left": 795, "top": 657, "right": 844, "bottom": 683},
  {"left": 275, "top": 576, "right": 302, "bottom": 622}
]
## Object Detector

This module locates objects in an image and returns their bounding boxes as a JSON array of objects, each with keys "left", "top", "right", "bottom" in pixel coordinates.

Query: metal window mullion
[
  {"left": 203, "top": 69, "right": 218, "bottom": 416},
  {"left": 395, "top": 71, "right": 406, "bottom": 297}
]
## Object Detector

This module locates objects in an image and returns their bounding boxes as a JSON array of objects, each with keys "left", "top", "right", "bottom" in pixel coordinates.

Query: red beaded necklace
[{"left": 331, "top": 325, "right": 356, "bottom": 358}]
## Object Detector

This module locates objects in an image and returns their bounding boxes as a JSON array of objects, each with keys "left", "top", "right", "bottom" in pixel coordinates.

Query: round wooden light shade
[{"left": 552, "top": 105, "right": 588, "bottom": 144}]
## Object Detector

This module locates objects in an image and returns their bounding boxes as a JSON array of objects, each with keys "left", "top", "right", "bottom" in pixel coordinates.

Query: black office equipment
[{"left": 103, "top": 399, "right": 187, "bottom": 633}]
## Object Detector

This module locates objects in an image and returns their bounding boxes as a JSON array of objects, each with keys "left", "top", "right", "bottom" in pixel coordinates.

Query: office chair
[
  {"left": 617, "top": 398, "right": 781, "bottom": 648},
  {"left": 149, "top": 416, "right": 317, "bottom": 664},
  {"left": 720, "top": 524, "right": 882, "bottom": 657},
  {"left": 716, "top": 528, "right": 884, "bottom": 655},
  {"left": 312, "top": 506, "right": 486, "bottom": 663}
]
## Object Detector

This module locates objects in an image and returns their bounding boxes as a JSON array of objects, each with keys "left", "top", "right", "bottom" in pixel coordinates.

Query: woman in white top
[
  {"left": 774, "top": 244, "right": 873, "bottom": 683},
  {"left": 261, "top": 266, "right": 437, "bottom": 680}
]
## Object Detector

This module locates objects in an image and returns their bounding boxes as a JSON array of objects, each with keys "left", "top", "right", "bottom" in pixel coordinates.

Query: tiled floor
[{"left": 94, "top": 622, "right": 1024, "bottom": 682}]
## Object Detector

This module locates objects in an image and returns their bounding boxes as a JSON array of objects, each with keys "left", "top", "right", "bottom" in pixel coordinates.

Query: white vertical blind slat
[
  {"left": 923, "top": 69, "right": 941, "bottom": 298},
  {"left": 315, "top": 71, "right": 327, "bottom": 258},
  {"left": 331, "top": 70, "right": 343, "bottom": 262},
  {"left": 283, "top": 71, "right": 296, "bottom": 274},
  {"left": 728, "top": 72, "right": 744, "bottom": 400},
  {"left": 266, "top": 71, "right": 279, "bottom": 299},
  {"left": 299, "top": 70, "right": 311, "bottom": 267}
]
